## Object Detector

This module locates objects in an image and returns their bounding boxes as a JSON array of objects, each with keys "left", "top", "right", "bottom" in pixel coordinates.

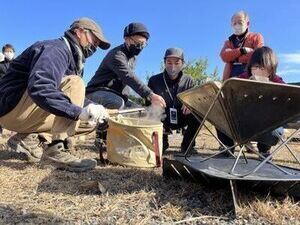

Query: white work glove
[{"left": 79, "top": 104, "right": 109, "bottom": 126}]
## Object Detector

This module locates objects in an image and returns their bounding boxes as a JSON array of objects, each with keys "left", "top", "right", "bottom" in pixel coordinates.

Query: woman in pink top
[
  {"left": 238, "top": 46, "right": 284, "bottom": 83},
  {"left": 218, "top": 46, "right": 284, "bottom": 158}
]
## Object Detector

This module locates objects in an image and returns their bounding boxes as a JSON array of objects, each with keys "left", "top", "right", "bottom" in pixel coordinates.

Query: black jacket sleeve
[
  {"left": 145, "top": 76, "right": 155, "bottom": 106},
  {"left": 108, "top": 51, "right": 153, "bottom": 98}
]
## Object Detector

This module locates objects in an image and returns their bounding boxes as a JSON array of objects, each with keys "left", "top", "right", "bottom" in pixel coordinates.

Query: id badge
[{"left": 170, "top": 108, "right": 178, "bottom": 124}]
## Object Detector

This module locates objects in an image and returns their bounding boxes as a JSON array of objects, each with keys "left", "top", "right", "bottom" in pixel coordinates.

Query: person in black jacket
[
  {"left": 86, "top": 22, "right": 166, "bottom": 151},
  {"left": 86, "top": 22, "right": 165, "bottom": 108},
  {"left": 0, "top": 44, "right": 15, "bottom": 78},
  {"left": 148, "top": 48, "right": 200, "bottom": 153},
  {"left": 0, "top": 44, "right": 15, "bottom": 135},
  {"left": 0, "top": 18, "right": 110, "bottom": 172}
]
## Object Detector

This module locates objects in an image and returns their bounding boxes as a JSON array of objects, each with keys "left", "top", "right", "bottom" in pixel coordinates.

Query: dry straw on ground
[{"left": 0, "top": 129, "right": 300, "bottom": 225}]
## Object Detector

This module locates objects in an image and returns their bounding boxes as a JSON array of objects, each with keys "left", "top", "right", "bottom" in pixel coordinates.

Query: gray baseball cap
[
  {"left": 70, "top": 17, "right": 111, "bottom": 50},
  {"left": 164, "top": 47, "right": 184, "bottom": 60}
]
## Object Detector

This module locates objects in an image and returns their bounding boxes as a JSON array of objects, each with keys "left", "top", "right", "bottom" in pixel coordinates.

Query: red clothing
[
  {"left": 220, "top": 32, "right": 264, "bottom": 81},
  {"left": 238, "top": 72, "right": 285, "bottom": 84}
]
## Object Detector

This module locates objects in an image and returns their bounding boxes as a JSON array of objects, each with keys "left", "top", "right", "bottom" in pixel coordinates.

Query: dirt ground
[{"left": 0, "top": 128, "right": 300, "bottom": 225}]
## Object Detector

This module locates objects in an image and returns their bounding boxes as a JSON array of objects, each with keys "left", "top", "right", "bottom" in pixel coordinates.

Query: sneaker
[
  {"left": 7, "top": 133, "right": 44, "bottom": 162},
  {"left": 41, "top": 142, "right": 97, "bottom": 172}
]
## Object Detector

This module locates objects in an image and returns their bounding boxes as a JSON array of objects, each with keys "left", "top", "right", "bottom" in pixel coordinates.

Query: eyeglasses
[
  {"left": 130, "top": 37, "right": 148, "bottom": 48},
  {"left": 84, "top": 29, "right": 100, "bottom": 47}
]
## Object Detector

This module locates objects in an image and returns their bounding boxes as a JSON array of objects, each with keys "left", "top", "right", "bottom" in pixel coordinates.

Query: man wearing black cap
[
  {"left": 0, "top": 17, "right": 110, "bottom": 172},
  {"left": 148, "top": 48, "right": 200, "bottom": 153},
  {"left": 86, "top": 22, "right": 165, "bottom": 109},
  {"left": 86, "top": 22, "right": 166, "bottom": 149}
]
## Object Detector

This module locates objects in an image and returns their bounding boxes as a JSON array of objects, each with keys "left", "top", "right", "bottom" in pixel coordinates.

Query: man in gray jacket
[{"left": 148, "top": 48, "right": 200, "bottom": 152}]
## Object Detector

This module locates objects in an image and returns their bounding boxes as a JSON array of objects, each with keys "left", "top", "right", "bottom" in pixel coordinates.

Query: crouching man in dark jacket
[
  {"left": 85, "top": 22, "right": 166, "bottom": 149},
  {"left": 148, "top": 48, "right": 200, "bottom": 152},
  {"left": 86, "top": 22, "right": 165, "bottom": 109},
  {"left": 0, "top": 18, "right": 110, "bottom": 172}
]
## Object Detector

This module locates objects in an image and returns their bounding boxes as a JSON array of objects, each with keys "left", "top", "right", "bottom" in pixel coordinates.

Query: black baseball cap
[
  {"left": 164, "top": 48, "right": 184, "bottom": 60},
  {"left": 123, "top": 22, "right": 150, "bottom": 40}
]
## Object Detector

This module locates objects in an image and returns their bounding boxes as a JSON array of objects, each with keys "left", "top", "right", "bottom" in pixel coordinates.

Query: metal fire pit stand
[{"left": 163, "top": 78, "right": 300, "bottom": 214}]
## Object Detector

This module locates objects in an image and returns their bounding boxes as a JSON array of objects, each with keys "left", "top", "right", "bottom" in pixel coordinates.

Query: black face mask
[
  {"left": 82, "top": 44, "right": 97, "bottom": 58},
  {"left": 128, "top": 43, "right": 144, "bottom": 56}
]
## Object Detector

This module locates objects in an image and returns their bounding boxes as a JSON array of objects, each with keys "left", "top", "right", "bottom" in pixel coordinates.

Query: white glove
[{"left": 79, "top": 104, "right": 109, "bottom": 125}]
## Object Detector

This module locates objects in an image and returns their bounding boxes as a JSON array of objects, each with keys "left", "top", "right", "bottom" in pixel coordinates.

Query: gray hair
[{"left": 231, "top": 11, "right": 249, "bottom": 22}]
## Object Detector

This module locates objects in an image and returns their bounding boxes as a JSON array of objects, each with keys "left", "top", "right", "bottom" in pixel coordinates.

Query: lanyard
[{"left": 163, "top": 74, "right": 175, "bottom": 106}]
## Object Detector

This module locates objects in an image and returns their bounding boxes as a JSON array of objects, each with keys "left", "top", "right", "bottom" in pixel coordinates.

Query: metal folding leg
[
  {"left": 233, "top": 129, "right": 300, "bottom": 177},
  {"left": 278, "top": 128, "right": 300, "bottom": 164},
  {"left": 183, "top": 88, "right": 237, "bottom": 161}
]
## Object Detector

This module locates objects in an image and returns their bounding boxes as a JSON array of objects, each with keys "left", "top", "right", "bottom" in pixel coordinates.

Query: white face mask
[
  {"left": 232, "top": 24, "right": 247, "bottom": 35},
  {"left": 251, "top": 67, "right": 270, "bottom": 81},
  {"left": 251, "top": 75, "right": 270, "bottom": 82},
  {"left": 166, "top": 66, "right": 182, "bottom": 78},
  {"left": 4, "top": 52, "right": 14, "bottom": 61}
]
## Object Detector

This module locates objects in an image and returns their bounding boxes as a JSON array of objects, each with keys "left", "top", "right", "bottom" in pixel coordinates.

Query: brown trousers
[{"left": 0, "top": 75, "right": 94, "bottom": 142}]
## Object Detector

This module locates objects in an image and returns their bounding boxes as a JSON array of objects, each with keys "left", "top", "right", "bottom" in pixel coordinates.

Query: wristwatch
[
  {"left": 240, "top": 47, "right": 247, "bottom": 55},
  {"left": 146, "top": 92, "right": 154, "bottom": 102}
]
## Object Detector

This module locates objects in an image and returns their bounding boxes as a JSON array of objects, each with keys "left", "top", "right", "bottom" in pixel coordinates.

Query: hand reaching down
[
  {"left": 79, "top": 104, "right": 109, "bottom": 125},
  {"left": 150, "top": 93, "right": 166, "bottom": 108}
]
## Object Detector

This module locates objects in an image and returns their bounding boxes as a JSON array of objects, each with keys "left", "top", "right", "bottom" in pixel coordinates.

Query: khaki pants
[{"left": 0, "top": 75, "right": 94, "bottom": 142}]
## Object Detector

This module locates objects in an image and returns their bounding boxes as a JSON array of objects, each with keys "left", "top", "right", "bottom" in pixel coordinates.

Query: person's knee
[
  {"left": 269, "top": 128, "right": 283, "bottom": 145},
  {"left": 108, "top": 97, "right": 125, "bottom": 109},
  {"left": 258, "top": 132, "right": 280, "bottom": 146},
  {"left": 86, "top": 91, "right": 125, "bottom": 109},
  {"left": 257, "top": 142, "right": 271, "bottom": 153},
  {"left": 65, "top": 75, "right": 85, "bottom": 96},
  {"left": 61, "top": 75, "right": 85, "bottom": 106},
  {"left": 269, "top": 136, "right": 280, "bottom": 146}
]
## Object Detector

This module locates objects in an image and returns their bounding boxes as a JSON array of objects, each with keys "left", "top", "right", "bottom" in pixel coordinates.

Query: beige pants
[{"left": 0, "top": 75, "right": 94, "bottom": 142}]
